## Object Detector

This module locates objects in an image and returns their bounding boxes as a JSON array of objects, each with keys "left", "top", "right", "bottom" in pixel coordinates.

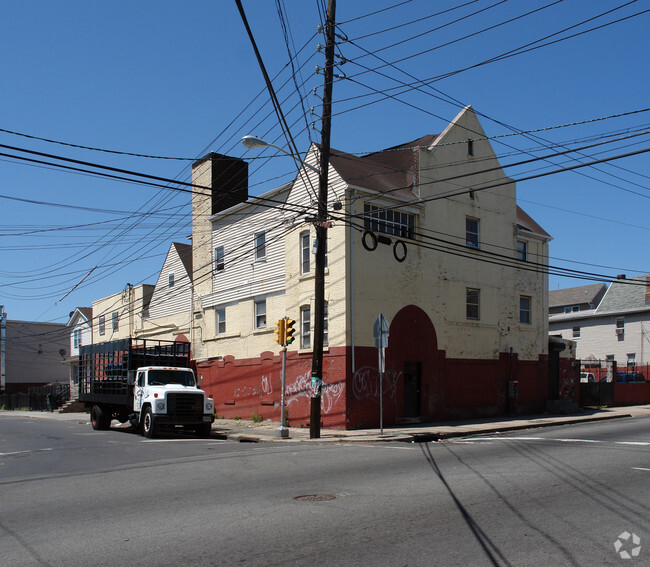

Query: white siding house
[
  {"left": 549, "top": 276, "right": 650, "bottom": 368},
  {"left": 66, "top": 307, "right": 92, "bottom": 397}
]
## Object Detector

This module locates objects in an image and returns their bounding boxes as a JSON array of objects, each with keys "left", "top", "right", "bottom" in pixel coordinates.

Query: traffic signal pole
[
  {"left": 275, "top": 317, "right": 294, "bottom": 439},
  {"left": 310, "top": 0, "right": 336, "bottom": 440}
]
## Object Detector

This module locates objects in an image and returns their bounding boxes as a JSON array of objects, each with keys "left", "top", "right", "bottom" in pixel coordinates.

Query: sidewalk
[{"left": 3, "top": 405, "right": 649, "bottom": 443}]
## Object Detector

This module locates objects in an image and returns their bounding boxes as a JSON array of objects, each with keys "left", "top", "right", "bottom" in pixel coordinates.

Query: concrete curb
[{"left": 2, "top": 406, "right": 647, "bottom": 444}]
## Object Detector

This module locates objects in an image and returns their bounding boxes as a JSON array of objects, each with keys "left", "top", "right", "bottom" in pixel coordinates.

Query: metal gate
[{"left": 580, "top": 381, "right": 614, "bottom": 407}]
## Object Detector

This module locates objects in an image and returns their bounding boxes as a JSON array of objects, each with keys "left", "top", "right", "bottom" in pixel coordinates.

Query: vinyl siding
[{"left": 148, "top": 246, "right": 192, "bottom": 319}]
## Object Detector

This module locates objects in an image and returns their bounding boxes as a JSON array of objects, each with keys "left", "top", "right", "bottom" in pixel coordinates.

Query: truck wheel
[
  {"left": 196, "top": 422, "right": 212, "bottom": 438},
  {"left": 91, "top": 405, "right": 110, "bottom": 430},
  {"left": 142, "top": 407, "right": 156, "bottom": 438}
]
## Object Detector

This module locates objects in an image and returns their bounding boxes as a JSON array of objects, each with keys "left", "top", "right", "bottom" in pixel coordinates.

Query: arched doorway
[{"left": 386, "top": 305, "right": 441, "bottom": 421}]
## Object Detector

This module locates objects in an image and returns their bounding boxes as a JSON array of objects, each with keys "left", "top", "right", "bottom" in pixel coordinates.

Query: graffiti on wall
[
  {"left": 283, "top": 370, "right": 345, "bottom": 414},
  {"left": 261, "top": 375, "right": 273, "bottom": 395},
  {"left": 352, "top": 366, "right": 400, "bottom": 402}
]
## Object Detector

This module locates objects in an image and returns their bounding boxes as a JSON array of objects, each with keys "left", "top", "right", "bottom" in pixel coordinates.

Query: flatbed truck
[{"left": 78, "top": 338, "right": 214, "bottom": 438}]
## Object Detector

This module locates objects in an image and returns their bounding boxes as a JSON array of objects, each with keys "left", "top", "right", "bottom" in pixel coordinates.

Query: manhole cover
[{"left": 293, "top": 494, "right": 336, "bottom": 502}]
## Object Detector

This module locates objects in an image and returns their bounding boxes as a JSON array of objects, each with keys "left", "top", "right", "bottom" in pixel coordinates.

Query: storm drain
[{"left": 293, "top": 494, "right": 336, "bottom": 502}]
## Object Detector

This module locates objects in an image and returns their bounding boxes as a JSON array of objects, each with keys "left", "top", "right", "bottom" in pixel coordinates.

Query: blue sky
[{"left": 1, "top": 0, "right": 649, "bottom": 323}]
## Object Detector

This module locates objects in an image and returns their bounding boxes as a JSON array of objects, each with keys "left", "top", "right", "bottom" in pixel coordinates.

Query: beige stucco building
[{"left": 190, "top": 106, "right": 552, "bottom": 429}]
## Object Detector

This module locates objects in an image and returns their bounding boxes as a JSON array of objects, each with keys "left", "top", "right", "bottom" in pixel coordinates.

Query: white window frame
[
  {"left": 301, "top": 305, "right": 311, "bottom": 350},
  {"left": 98, "top": 315, "right": 105, "bottom": 336},
  {"left": 466, "top": 217, "right": 479, "bottom": 249},
  {"left": 363, "top": 203, "right": 416, "bottom": 240},
  {"left": 254, "top": 231, "right": 266, "bottom": 261},
  {"left": 73, "top": 328, "right": 82, "bottom": 348},
  {"left": 516, "top": 240, "right": 527, "bottom": 261},
  {"left": 572, "top": 326, "right": 581, "bottom": 339},
  {"left": 214, "top": 245, "right": 225, "bottom": 272},
  {"left": 254, "top": 299, "right": 266, "bottom": 329},
  {"left": 216, "top": 308, "right": 226, "bottom": 335},
  {"left": 520, "top": 296, "right": 531, "bottom": 324},
  {"left": 300, "top": 231, "right": 310, "bottom": 274},
  {"left": 466, "top": 288, "right": 480, "bottom": 320}
]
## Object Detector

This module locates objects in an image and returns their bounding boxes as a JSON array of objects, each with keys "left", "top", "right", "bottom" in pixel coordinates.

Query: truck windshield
[{"left": 148, "top": 370, "right": 195, "bottom": 387}]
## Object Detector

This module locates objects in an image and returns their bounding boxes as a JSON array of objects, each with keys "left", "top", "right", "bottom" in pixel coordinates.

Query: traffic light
[
  {"left": 274, "top": 319, "right": 286, "bottom": 346},
  {"left": 285, "top": 318, "right": 296, "bottom": 345}
]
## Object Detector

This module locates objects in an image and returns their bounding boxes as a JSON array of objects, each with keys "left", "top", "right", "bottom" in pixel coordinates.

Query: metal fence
[
  {"left": 0, "top": 383, "right": 70, "bottom": 411},
  {"left": 580, "top": 360, "right": 649, "bottom": 383}
]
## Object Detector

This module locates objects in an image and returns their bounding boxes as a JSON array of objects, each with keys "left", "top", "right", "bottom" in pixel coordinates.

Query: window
[
  {"left": 467, "top": 139, "right": 474, "bottom": 156},
  {"left": 216, "top": 308, "right": 226, "bottom": 335},
  {"left": 168, "top": 272, "right": 175, "bottom": 288},
  {"left": 516, "top": 240, "right": 527, "bottom": 261},
  {"left": 323, "top": 302, "right": 329, "bottom": 347},
  {"left": 466, "top": 288, "right": 480, "bottom": 320},
  {"left": 112, "top": 312, "right": 119, "bottom": 332},
  {"left": 520, "top": 296, "right": 531, "bottom": 324},
  {"left": 564, "top": 305, "right": 580, "bottom": 314},
  {"left": 301, "top": 231, "right": 310, "bottom": 274},
  {"left": 627, "top": 353, "right": 636, "bottom": 367},
  {"left": 254, "top": 299, "right": 266, "bottom": 329},
  {"left": 98, "top": 315, "right": 105, "bottom": 336},
  {"left": 254, "top": 231, "right": 266, "bottom": 260},
  {"left": 364, "top": 203, "right": 416, "bottom": 240},
  {"left": 572, "top": 326, "right": 581, "bottom": 339},
  {"left": 73, "top": 329, "right": 82, "bottom": 348},
  {"left": 466, "top": 217, "right": 479, "bottom": 249},
  {"left": 301, "top": 306, "right": 311, "bottom": 349},
  {"left": 214, "top": 246, "right": 225, "bottom": 272}
]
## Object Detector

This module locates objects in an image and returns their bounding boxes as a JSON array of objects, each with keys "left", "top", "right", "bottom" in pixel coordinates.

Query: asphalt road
[{"left": 1, "top": 414, "right": 649, "bottom": 566}]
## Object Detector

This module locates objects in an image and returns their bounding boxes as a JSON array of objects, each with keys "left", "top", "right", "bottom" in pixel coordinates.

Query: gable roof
[
  {"left": 328, "top": 135, "right": 437, "bottom": 201},
  {"left": 67, "top": 306, "right": 92, "bottom": 326},
  {"left": 172, "top": 242, "right": 192, "bottom": 280},
  {"left": 549, "top": 283, "right": 608, "bottom": 309},
  {"left": 516, "top": 206, "right": 551, "bottom": 239},
  {"left": 596, "top": 275, "right": 650, "bottom": 314}
]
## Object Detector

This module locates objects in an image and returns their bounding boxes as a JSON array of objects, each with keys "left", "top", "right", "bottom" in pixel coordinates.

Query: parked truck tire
[
  {"left": 142, "top": 406, "right": 156, "bottom": 438},
  {"left": 196, "top": 422, "right": 212, "bottom": 438},
  {"left": 90, "top": 405, "right": 111, "bottom": 431}
]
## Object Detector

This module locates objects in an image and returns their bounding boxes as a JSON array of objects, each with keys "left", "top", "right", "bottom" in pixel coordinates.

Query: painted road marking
[
  {"left": 0, "top": 448, "right": 53, "bottom": 457},
  {"left": 459, "top": 437, "right": 650, "bottom": 447}
]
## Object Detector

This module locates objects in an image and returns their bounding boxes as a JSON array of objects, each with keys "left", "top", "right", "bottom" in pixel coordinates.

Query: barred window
[{"left": 364, "top": 203, "right": 415, "bottom": 240}]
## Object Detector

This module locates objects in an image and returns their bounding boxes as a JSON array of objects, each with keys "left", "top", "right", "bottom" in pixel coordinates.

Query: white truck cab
[{"left": 131, "top": 366, "right": 214, "bottom": 438}]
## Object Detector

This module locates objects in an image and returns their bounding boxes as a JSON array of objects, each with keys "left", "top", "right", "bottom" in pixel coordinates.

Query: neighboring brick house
[
  {"left": 191, "top": 106, "right": 552, "bottom": 429},
  {"left": 66, "top": 307, "right": 92, "bottom": 397},
  {"left": 550, "top": 276, "right": 650, "bottom": 370}
]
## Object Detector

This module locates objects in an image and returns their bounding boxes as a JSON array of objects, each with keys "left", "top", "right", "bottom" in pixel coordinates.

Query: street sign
[
  {"left": 373, "top": 313, "right": 389, "bottom": 349},
  {"left": 373, "top": 313, "right": 389, "bottom": 435}
]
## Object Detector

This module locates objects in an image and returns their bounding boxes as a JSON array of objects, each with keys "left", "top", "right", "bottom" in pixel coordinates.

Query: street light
[{"left": 241, "top": 136, "right": 320, "bottom": 174}]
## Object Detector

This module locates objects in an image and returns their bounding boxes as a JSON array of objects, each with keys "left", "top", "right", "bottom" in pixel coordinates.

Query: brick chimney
[{"left": 191, "top": 154, "right": 248, "bottom": 359}]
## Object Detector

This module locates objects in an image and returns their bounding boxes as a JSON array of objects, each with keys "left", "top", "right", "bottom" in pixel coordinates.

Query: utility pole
[
  {"left": 0, "top": 305, "right": 7, "bottom": 392},
  {"left": 310, "top": 0, "right": 336, "bottom": 439}
]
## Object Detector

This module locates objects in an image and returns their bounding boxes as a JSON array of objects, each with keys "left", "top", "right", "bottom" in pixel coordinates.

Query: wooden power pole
[{"left": 310, "top": 0, "right": 336, "bottom": 439}]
